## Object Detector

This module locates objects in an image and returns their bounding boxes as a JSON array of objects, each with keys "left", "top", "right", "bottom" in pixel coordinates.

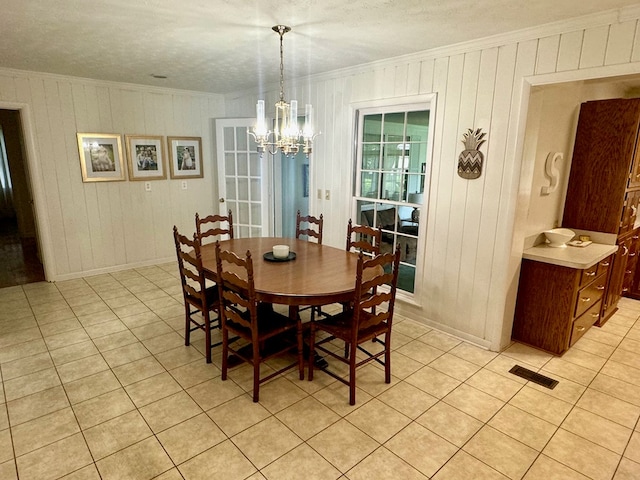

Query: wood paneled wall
[
  {"left": 0, "top": 72, "right": 225, "bottom": 280},
  {"left": 226, "top": 10, "right": 640, "bottom": 350}
]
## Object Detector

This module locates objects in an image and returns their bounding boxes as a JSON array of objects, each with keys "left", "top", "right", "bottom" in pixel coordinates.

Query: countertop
[{"left": 522, "top": 242, "right": 618, "bottom": 269}]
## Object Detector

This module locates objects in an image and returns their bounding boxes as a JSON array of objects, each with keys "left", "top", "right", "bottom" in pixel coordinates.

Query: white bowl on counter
[{"left": 543, "top": 228, "right": 575, "bottom": 248}]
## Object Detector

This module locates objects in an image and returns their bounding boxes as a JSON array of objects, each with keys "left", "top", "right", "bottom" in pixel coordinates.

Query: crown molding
[
  {"left": 619, "top": 4, "right": 640, "bottom": 22},
  {"left": 0, "top": 66, "right": 224, "bottom": 98}
]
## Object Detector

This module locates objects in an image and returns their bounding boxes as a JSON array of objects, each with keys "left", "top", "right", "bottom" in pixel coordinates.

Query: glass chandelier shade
[{"left": 252, "top": 25, "right": 316, "bottom": 157}]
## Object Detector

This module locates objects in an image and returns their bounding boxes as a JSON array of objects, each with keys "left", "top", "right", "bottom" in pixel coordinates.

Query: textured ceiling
[{"left": 1, "top": 0, "right": 639, "bottom": 94}]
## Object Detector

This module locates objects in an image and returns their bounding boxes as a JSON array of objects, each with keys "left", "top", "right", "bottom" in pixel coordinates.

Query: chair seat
[
  {"left": 314, "top": 310, "right": 389, "bottom": 342},
  {"left": 185, "top": 285, "right": 218, "bottom": 310},
  {"left": 226, "top": 309, "right": 295, "bottom": 340}
]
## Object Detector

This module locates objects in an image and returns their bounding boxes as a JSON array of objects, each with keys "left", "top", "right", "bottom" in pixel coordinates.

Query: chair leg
[
  {"left": 308, "top": 323, "right": 316, "bottom": 381},
  {"left": 221, "top": 325, "right": 228, "bottom": 381},
  {"left": 384, "top": 332, "right": 391, "bottom": 384},
  {"left": 349, "top": 340, "right": 357, "bottom": 406},
  {"left": 204, "top": 310, "right": 212, "bottom": 364},
  {"left": 184, "top": 305, "right": 191, "bottom": 346},
  {"left": 297, "top": 317, "right": 304, "bottom": 381},
  {"left": 252, "top": 342, "right": 260, "bottom": 403}
]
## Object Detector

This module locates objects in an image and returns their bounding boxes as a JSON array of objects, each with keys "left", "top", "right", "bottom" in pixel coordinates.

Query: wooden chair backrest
[
  {"left": 352, "top": 246, "right": 401, "bottom": 334},
  {"left": 214, "top": 242, "right": 258, "bottom": 340},
  {"left": 296, "top": 210, "right": 323, "bottom": 244},
  {"left": 173, "top": 226, "right": 207, "bottom": 302},
  {"left": 346, "top": 219, "right": 382, "bottom": 255},
  {"left": 196, "top": 210, "right": 234, "bottom": 244}
]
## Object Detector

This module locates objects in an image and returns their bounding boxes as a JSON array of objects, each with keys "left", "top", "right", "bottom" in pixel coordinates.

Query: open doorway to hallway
[{"left": 0, "top": 109, "right": 44, "bottom": 288}]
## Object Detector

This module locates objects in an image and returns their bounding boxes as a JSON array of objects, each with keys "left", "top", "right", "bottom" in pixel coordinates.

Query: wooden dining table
[{"left": 199, "top": 237, "right": 367, "bottom": 309}]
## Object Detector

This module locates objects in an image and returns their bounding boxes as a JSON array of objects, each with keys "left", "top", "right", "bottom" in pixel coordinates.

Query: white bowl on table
[
  {"left": 543, "top": 228, "right": 575, "bottom": 248},
  {"left": 272, "top": 244, "right": 290, "bottom": 259}
]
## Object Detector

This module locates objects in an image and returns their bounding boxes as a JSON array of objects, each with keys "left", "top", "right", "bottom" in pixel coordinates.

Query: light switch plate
[
  {"left": 325, "top": 190, "right": 330, "bottom": 200},
  {"left": 145, "top": 182, "right": 151, "bottom": 192},
  {"left": 181, "top": 181, "right": 187, "bottom": 190}
]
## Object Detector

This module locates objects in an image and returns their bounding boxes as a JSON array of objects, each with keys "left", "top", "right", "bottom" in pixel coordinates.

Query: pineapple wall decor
[{"left": 458, "top": 128, "right": 487, "bottom": 179}]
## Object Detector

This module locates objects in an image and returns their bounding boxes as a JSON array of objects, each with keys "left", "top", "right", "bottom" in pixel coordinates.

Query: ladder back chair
[
  {"left": 295, "top": 210, "right": 323, "bottom": 244},
  {"left": 173, "top": 226, "right": 220, "bottom": 363},
  {"left": 195, "top": 210, "right": 234, "bottom": 245},
  {"left": 296, "top": 210, "right": 326, "bottom": 320},
  {"left": 215, "top": 242, "right": 304, "bottom": 402},
  {"left": 346, "top": 219, "right": 382, "bottom": 256},
  {"left": 308, "top": 245, "right": 401, "bottom": 405}
]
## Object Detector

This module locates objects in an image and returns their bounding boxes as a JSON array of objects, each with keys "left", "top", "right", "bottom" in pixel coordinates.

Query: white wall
[
  {"left": 225, "top": 7, "right": 640, "bottom": 350},
  {"left": 0, "top": 70, "right": 225, "bottom": 280}
]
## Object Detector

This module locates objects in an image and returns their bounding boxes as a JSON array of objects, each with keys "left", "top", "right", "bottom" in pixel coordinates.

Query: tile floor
[{"left": 0, "top": 263, "right": 640, "bottom": 479}]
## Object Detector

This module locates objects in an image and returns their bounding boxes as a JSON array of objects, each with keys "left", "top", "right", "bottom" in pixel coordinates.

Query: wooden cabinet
[
  {"left": 625, "top": 231, "right": 640, "bottom": 300},
  {"left": 601, "top": 237, "right": 629, "bottom": 323},
  {"left": 562, "top": 98, "right": 640, "bottom": 234},
  {"left": 563, "top": 98, "right": 640, "bottom": 322},
  {"left": 512, "top": 256, "right": 611, "bottom": 354}
]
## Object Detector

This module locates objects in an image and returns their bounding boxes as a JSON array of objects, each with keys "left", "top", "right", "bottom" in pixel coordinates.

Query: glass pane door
[{"left": 215, "top": 119, "right": 271, "bottom": 237}]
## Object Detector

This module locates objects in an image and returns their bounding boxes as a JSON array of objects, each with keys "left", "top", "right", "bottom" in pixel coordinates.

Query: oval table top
[{"left": 199, "top": 237, "right": 364, "bottom": 306}]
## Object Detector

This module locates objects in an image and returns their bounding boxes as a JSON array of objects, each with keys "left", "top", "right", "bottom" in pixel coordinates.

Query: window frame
[{"left": 351, "top": 96, "right": 435, "bottom": 299}]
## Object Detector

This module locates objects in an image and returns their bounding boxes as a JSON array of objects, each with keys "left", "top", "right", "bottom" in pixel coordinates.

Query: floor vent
[{"left": 509, "top": 365, "right": 559, "bottom": 389}]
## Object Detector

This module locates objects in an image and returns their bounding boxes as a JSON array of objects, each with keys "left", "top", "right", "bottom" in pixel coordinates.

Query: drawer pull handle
[
  {"left": 591, "top": 313, "right": 599, "bottom": 318},
  {"left": 601, "top": 262, "right": 610, "bottom": 267},
  {"left": 623, "top": 288, "right": 629, "bottom": 292},
  {"left": 576, "top": 326, "right": 586, "bottom": 332},
  {"left": 581, "top": 297, "right": 591, "bottom": 302},
  {"left": 630, "top": 253, "right": 636, "bottom": 257},
  {"left": 596, "top": 285, "right": 605, "bottom": 290},
  {"left": 626, "top": 270, "right": 633, "bottom": 275},
  {"left": 585, "top": 272, "right": 596, "bottom": 277}
]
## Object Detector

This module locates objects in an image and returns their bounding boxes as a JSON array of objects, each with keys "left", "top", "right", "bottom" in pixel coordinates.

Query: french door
[{"left": 215, "top": 119, "right": 272, "bottom": 237}]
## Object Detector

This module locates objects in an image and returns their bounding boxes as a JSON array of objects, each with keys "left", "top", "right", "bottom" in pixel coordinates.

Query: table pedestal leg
[{"left": 290, "top": 305, "right": 304, "bottom": 380}]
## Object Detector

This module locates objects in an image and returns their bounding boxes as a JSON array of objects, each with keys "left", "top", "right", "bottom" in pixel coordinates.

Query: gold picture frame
[
  {"left": 168, "top": 136, "right": 203, "bottom": 178},
  {"left": 77, "top": 133, "right": 125, "bottom": 182},
  {"left": 125, "top": 135, "right": 166, "bottom": 181}
]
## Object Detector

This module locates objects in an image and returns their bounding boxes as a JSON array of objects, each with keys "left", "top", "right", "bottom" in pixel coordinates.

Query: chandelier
[{"left": 252, "top": 25, "right": 316, "bottom": 157}]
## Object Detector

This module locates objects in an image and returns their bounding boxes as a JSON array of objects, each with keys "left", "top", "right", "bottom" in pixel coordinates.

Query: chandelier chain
[{"left": 279, "top": 27, "right": 285, "bottom": 102}]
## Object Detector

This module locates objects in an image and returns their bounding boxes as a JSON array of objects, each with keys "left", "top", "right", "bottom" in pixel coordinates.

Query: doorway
[
  {"left": 277, "top": 149, "right": 309, "bottom": 237},
  {"left": 0, "top": 109, "right": 44, "bottom": 288}
]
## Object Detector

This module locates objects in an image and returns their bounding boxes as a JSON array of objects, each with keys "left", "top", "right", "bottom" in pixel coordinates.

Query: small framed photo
[
  {"left": 76, "top": 133, "right": 125, "bottom": 182},
  {"left": 168, "top": 136, "right": 203, "bottom": 178},
  {"left": 125, "top": 135, "right": 166, "bottom": 181}
]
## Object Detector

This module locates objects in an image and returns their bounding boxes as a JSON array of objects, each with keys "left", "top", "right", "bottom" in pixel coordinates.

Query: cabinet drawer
[
  {"left": 570, "top": 300, "right": 601, "bottom": 347},
  {"left": 597, "top": 256, "right": 612, "bottom": 278},
  {"left": 575, "top": 272, "right": 607, "bottom": 318},
  {"left": 580, "top": 264, "right": 599, "bottom": 287}
]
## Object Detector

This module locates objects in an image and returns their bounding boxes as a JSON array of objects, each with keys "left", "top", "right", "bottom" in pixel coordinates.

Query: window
[{"left": 354, "top": 105, "right": 431, "bottom": 294}]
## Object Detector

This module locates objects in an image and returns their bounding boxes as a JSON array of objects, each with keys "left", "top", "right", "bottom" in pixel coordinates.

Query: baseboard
[{"left": 50, "top": 256, "right": 175, "bottom": 282}]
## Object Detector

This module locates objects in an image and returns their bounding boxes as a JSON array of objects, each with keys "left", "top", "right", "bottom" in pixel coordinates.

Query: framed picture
[
  {"left": 76, "top": 133, "right": 125, "bottom": 182},
  {"left": 168, "top": 136, "right": 203, "bottom": 178},
  {"left": 125, "top": 135, "right": 166, "bottom": 181}
]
